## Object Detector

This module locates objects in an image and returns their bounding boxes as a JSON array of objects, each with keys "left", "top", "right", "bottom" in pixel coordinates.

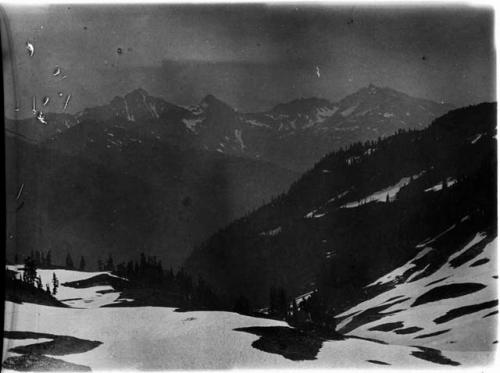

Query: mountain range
[
  {"left": 7, "top": 84, "right": 453, "bottom": 172},
  {"left": 5, "top": 84, "right": 455, "bottom": 268}
]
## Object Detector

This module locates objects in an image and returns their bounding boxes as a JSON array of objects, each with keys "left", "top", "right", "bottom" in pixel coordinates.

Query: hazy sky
[{"left": 1, "top": 3, "right": 495, "bottom": 116}]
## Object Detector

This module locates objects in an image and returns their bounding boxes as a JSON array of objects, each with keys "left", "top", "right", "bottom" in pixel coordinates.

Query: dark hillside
[{"left": 184, "top": 103, "right": 496, "bottom": 310}]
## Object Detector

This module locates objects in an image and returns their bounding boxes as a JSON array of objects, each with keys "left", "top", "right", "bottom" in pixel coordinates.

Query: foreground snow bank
[{"left": 3, "top": 300, "right": 466, "bottom": 370}]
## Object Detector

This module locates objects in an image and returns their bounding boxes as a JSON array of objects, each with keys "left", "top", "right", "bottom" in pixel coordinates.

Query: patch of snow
[
  {"left": 234, "top": 129, "right": 246, "bottom": 150},
  {"left": 340, "top": 104, "right": 359, "bottom": 117},
  {"left": 139, "top": 91, "right": 158, "bottom": 119},
  {"left": 327, "top": 191, "right": 349, "bottom": 204},
  {"left": 416, "top": 224, "right": 457, "bottom": 248},
  {"left": 149, "top": 102, "right": 160, "bottom": 119},
  {"left": 123, "top": 99, "right": 134, "bottom": 122},
  {"left": 187, "top": 105, "right": 203, "bottom": 115},
  {"left": 245, "top": 119, "right": 269, "bottom": 128},
  {"left": 259, "top": 226, "right": 282, "bottom": 236},
  {"left": 447, "top": 232, "right": 487, "bottom": 263},
  {"left": 364, "top": 148, "right": 375, "bottom": 156},
  {"left": 305, "top": 210, "right": 326, "bottom": 219},
  {"left": 355, "top": 108, "right": 371, "bottom": 116},
  {"left": 182, "top": 118, "right": 203, "bottom": 132},
  {"left": 317, "top": 106, "right": 338, "bottom": 119},
  {"left": 424, "top": 178, "right": 458, "bottom": 192},
  {"left": 346, "top": 156, "right": 360, "bottom": 166},
  {"left": 365, "top": 247, "right": 433, "bottom": 287},
  {"left": 295, "top": 290, "right": 316, "bottom": 304},
  {"left": 341, "top": 172, "right": 424, "bottom": 208}
]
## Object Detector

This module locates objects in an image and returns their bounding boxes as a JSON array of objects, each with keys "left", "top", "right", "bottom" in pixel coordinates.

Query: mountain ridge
[{"left": 6, "top": 84, "right": 453, "bottom": 171}]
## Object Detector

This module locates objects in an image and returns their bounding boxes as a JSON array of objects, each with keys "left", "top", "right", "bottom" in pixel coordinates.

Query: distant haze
[{"left": 1, "top": 4, "right": 495, "bottom": 117}]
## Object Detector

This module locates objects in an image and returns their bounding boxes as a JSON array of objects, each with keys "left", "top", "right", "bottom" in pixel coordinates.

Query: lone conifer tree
[{"left": 52, "top": 272, "right": 59, "bottom": 295}]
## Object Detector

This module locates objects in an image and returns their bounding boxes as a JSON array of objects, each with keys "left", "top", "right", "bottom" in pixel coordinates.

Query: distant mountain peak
[
  {"left": 201, "top": 94, "right": 223, "bottom": 105},
  {"left": 125, "top": 88, "right": 150, "bottom": 100},
  {"left": 199, "top": 94, "right": 234, "bottom": 113}
]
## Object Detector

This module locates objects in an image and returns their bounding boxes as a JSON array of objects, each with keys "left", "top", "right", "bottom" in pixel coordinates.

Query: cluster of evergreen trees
[
  {"left": 64, "top": 253, "right": 87, "bottom": 271},
  {"left": 111, "top": 253, "right": 220, "bottom": 309},
  {"left": 265, "top": 287, "right": 336, "bottom": 332},
  {"left": 15, "top": 250, "right": 52, "bottom": 267},
  {"left": 19, "top": 256, "right": 60, "bottom": 296}
]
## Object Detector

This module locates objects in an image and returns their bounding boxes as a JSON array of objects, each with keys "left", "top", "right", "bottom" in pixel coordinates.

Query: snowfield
[{"left": 4, "top": 301, "right": 469, "bottom": 370}]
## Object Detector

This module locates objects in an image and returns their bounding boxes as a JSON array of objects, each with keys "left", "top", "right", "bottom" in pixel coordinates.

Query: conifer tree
[
  {"left": 24, "top": 257, "right": 37, "bottom": 286},
  {"left": 52, "top": 273, "right": 59, "bottom": 295}
]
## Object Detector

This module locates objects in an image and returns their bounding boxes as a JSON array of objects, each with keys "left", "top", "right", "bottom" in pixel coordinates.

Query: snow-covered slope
[
  {"left": 6, "top": 266, "right": 129, "bottom": 308},
  {"left": 336, "top": 225, "right": 497, "bottom": 364},
  {"left": 3, "top": 300, "right": 480, "bottom": 370}
]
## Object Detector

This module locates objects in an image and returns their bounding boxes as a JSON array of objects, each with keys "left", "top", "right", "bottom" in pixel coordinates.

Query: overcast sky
[{"left": 1, "top": 3, "right": 495, "bottom": 116}]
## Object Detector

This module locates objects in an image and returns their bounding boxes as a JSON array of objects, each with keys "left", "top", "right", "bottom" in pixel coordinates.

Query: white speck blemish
[{"left": 26, "top": 41, "right": 34, "bottom": 56}]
